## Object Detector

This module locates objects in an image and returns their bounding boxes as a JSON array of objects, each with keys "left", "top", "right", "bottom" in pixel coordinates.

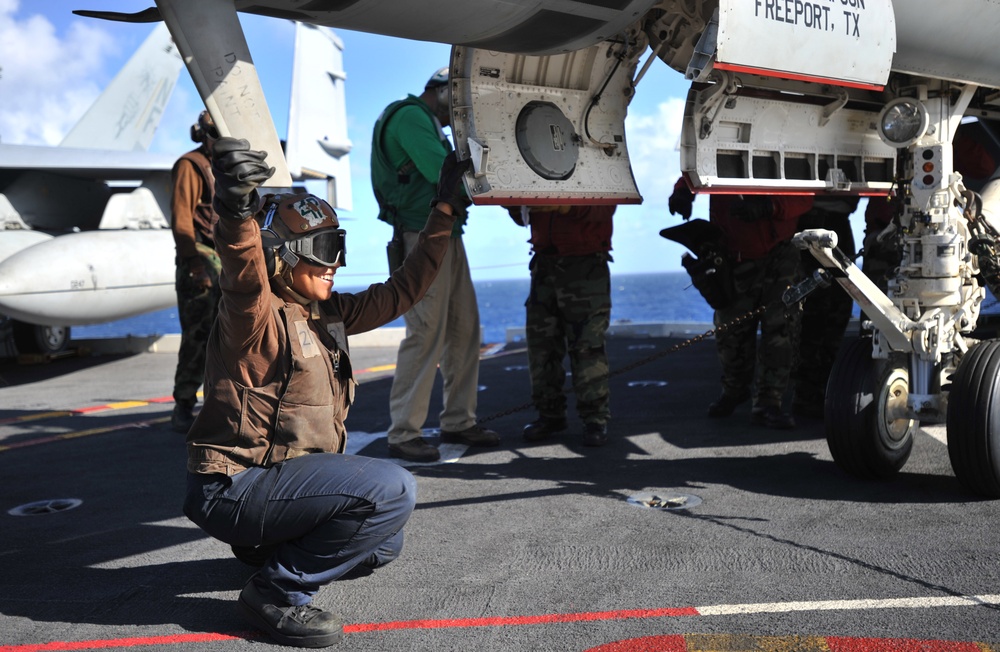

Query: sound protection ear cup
[
  {"left": 264, "top": 248, "right": 276, "bottom": 278},
  {"left": 190, "top": 124, "right": 204, "bottom": 143}
]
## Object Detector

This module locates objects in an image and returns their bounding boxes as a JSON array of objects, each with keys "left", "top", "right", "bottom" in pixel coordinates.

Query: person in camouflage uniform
[
  {"left": 669, "top": 180, "right": 812, "bottom": 429},
  {"left": 507, "top": 205, "right": 615, "bottom": 447},
  {"left": 791, "top": 196, "right": 859, "bottom": 418},
  {"left": 713, "top": 238, "right": 801, "bottom": 429},
  {"left": 170, "top": 111, "right": 222, "bottom": 433}
]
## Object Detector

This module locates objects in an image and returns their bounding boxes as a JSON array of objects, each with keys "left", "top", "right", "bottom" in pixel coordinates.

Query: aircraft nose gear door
[{"left": 450, "top": 39, "right": 643, "bottom": 205}]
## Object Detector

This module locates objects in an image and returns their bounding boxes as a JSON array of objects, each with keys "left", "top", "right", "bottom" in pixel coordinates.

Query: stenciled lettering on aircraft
[
  {"left": 111, "top": 69, "right": 160, "bottom": 139},
  {"left": 141, "top": 80, "right": 173, "bottom": 135},
  {"left": 754, "top": 0, "right": 865, "bottom": 36},
  {"left": 212, "top": 53, "right": 250, "bottom": 119},
  {"left": 115, "top": 95, "right": 140, "bottom": 139}
]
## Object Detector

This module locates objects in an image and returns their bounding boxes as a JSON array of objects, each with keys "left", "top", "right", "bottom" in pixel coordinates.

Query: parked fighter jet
[
  {"left": 0, "top": 20, "right": 352, "bottom": 354},
  {"left": 64, "top": 0, "right": 1000, "bottom": 496},
  {"left": 0, "top": 22, "right": 182, "bottom": 354}
]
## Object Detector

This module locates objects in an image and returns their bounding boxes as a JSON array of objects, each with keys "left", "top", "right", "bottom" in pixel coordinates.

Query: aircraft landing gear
[
  {"left": 946, "top": 339, "right": 1000, "bottom": 497},
  {"left": 825, "top": 338, "right": 917, "bottom": 480},
  {"left": 11, "top": 320, "right": 71, "bottom": 355}
]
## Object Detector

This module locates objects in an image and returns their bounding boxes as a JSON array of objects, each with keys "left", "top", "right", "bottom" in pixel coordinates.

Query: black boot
[
  {"left": 751, "top": 405, "right": 795, "bottom": 429},
  {"left": 522, "top": 416, "right": 567, "bottom": 442},
  {"left": 582, "top": 422, "right": 608, "bottom": 447},
  {"left": 238, "top": 576, "right": 343, "bottom": 648},
  {"left": 707, "top": 390, "right": 750, "bottom": 418}
]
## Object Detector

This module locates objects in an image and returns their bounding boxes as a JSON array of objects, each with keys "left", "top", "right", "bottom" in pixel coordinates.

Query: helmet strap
[{"left": 279, "top": 245, "right": 300, "bottom": 269}]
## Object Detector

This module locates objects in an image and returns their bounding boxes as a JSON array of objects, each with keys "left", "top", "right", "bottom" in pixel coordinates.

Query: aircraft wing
[{"left": 0, "top": 144, "right": 176, "bottom": 180}]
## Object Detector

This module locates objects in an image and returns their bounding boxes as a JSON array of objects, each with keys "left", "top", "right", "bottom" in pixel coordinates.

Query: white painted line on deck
[{"left": 696, "top": 593, "right": 1000, "bottom": 616}]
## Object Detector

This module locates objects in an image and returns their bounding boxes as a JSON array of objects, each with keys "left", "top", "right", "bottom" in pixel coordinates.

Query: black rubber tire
[
  {"left": 946, "top": 339, "right": 1000, "bottom": 498},
  {"left": 825, "top": 338, "right": 916, "bottom": 479},
  {"left": 11, "top": 320, "right": 71, "bottom": 355}
]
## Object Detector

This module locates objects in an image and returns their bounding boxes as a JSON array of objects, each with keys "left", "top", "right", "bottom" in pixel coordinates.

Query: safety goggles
[{"left": 286, "top": 229, "right": 347, "bottom": 268}]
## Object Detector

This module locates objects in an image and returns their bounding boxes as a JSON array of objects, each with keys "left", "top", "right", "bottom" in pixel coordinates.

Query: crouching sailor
[{"left": 183, "top": 137, "right": 470, "bottom": 647}]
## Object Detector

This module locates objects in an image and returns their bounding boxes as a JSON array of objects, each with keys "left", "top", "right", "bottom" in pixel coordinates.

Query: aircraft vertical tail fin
[
  {"left": 285, "top": 22, "right": 353, "bottom": 211},
  {"left": 59, "top": 23, "right": 183, "bottom": 151}
]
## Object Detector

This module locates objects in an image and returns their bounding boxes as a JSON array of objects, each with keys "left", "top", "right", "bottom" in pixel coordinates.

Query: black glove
[
  {"left": 731, "top": 196, "right": 773, "bottom": 222},
  {"left": 211, "top": 137, "right": 275, "bottom": 218},
  {"left": 431, "top": 152, "right": 472, "bottom": 216},
  {"left": 668, "top": 184, "right": 694, "bottom": 220}
]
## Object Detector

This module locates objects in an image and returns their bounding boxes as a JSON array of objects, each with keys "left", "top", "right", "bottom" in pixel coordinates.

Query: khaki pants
[{"left": 387, "top": 232, "right": 481, "bottom": 444}]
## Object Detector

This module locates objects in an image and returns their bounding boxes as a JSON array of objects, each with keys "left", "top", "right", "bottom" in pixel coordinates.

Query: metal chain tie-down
[{"left": 475, "top": 271, "right": 830, "bottom": 426}]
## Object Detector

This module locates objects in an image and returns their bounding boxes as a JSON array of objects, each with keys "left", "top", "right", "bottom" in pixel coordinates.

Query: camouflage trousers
[
  {"left": 793, "top": 211, "right": 857, "bottom": 408},
  {"left": 525, "top": 253, "right": 611, "bottom": 425},
  {"left": 173, "top": 243, "right": 221, "bottom": 407},
  {"left": 714, "top": 241, "right": 801, "bottom": 408}
]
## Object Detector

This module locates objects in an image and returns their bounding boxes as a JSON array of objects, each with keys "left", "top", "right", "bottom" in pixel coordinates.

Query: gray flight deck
[{"left": 2, "top": 326, "right": 1000, "bottom": 651}]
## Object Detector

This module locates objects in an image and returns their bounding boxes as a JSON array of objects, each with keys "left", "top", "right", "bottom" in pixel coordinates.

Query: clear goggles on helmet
[{"left": 286, "top": 229, "right": 347, "bottom": 268}]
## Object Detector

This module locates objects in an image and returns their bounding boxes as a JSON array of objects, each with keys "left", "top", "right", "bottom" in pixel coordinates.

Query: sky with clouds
[{"left": 0, "top": 0, "right": 710, "bottom": 286}]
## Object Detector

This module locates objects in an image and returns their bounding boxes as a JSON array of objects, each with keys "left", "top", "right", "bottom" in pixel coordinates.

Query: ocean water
[{"left": 73, "top": 271, "right": 715, "bottom": 345}]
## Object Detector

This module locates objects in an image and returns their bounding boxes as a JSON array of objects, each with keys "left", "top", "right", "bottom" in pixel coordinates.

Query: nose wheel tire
[
  {"left": 825, "top": 338, "right": 916, "bottom": 479},
  {"left": 946, "top": 339, "right": 1000, "bottom": 498}
]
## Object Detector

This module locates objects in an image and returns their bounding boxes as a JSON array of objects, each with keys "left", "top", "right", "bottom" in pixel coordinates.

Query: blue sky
[{"left": 1, "top": 0, "right": 730, "bottom": 286}]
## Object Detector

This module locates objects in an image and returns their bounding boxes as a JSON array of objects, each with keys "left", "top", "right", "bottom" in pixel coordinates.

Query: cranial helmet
[
  {"left": 425, "top": 67, "right": 449, "bottom": 90},
  {"left": 256, "top": 193, "right": 346, "bottom": 271},
  {"left": 190, "top": 110, "right": 220, "bottom": 143}
]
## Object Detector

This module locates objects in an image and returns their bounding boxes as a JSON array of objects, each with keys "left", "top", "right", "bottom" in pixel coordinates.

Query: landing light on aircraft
[{"left": 878, "top": 98, "right": 929, "bottom": 148}]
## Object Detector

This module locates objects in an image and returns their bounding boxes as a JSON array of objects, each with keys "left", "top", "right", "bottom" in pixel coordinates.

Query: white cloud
[
  {"left": 624, "top": 96, "right": 686, "bottom": 210},
  {"left": 0, "top": 2, "right": 118, "bottom": 144},
  {"left": 603, "top": 97, "right": 691, "bottom": 275}
]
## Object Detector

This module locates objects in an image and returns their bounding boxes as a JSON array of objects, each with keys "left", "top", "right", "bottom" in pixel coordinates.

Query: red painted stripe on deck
[
  {"left": 4, "top": 632, "right": 992, "bottom": 652},
  {"left": 1, "top": 626, "right": 995, "bottom": 652},
  {"left": 0, "top": 609, "right": 697, "bottom": 650},
  {"left": 73, "top": 405, "right": 115, "bottom": 414},
  {"left": 345, "top": 606, "right": 700, "bottom": 632},
  {"left": 826, "top": 637, "right": 987, "bottom": 652}
]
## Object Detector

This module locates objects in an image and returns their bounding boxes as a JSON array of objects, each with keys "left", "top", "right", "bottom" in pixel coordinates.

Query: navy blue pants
[{"left": 184, "top": 454, "right": 416, "bottom": 606}]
